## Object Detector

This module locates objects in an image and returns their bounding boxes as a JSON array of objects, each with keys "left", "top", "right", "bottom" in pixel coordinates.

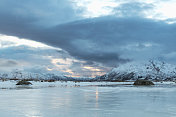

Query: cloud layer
[{"left": 0, "top": 0, "right": 176, "bottom": 76}]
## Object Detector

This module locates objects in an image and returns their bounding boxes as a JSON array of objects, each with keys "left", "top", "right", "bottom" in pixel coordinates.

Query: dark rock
[
  {"left": 44, "top": 79, "right": 55, "bottom": 82},
  {"left": 16, "top": 80, "right": 32, "bottom": 85},
  {"left": 10, "top": 78, "right": 20, "bottom": 81},
  {"left": 138, "top": 76, "right": 143, "bottom": 78},
  {"left": 133, "top": 79, "right": 154, "bottom": 85}
]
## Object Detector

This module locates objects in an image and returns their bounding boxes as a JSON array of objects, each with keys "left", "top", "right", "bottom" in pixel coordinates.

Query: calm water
[{"left": 0, "top": 81, "right": 176, "bottom": 117}]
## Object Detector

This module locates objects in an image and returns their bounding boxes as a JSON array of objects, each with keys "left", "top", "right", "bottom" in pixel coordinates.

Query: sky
[{"left": 0, "top": 0, "right": 176, "bottom": 77}]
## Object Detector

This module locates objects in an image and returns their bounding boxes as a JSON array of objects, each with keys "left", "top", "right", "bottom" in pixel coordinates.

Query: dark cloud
[
  {"left": 0, "top": 0, "right": 79, "bottom": 25},
  {"left": 1, "top": 16, "right": 176, "bottom": 66},
  {"left": 0, "top": 0, "right": 81, "bottom": 39},
  {"left": 0, "top": 0, "right": 176, "bottom": 68},
  {"left": 45, "top": 17, "right": 176, "bottom": 66}
]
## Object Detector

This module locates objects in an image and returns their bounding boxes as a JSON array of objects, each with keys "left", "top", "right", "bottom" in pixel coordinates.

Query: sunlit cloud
[
  {"left": 74, "top": 0, "right": 119, "bottom": 18},
  {"left": 0, "top": 34, "right": 57, "bottom": 49},
  {"left": 74, "top": 0, "right": 176, "bottom": 23},
  {"left": 45, "top": 56, "right": 107, "bottom": 77},
  {"left": 154, "top": 2, "right": 176, "bottom": 19}
]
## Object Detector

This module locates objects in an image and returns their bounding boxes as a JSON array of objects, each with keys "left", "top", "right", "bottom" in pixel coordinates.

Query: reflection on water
[
  {"left": 1, "top": 84, "right": 176, "bottom": 117},
  {"left": 95, "top": 87, "right": 99, "bottom": 109}
]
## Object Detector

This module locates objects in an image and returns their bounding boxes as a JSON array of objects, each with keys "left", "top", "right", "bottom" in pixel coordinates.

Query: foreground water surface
[{"left": 0, "top": 81, "right": 176, "bottom": 117}]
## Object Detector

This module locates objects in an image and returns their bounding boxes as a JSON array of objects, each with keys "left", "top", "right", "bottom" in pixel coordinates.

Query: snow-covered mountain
[
  {"left": 0, "top": 71, "right": 67, "bottom": 80},
  {"left": 2, "top": 60, "right": 176, "bottom": 82},
  {"left": 99, "top": 61, "right": 176, "bottom": 81},
  {"left": 0, "top": 70, "right": 96, "bottom": 82}
]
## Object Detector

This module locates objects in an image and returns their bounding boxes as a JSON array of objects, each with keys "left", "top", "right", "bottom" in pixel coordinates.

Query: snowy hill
[
  {"left": 99, "top": 61, "right": 176, "bottom": 81},
  {"left": 0, "top": 71, "right": 96, "bottom": 82},
  {"left": 0, "top": 71, "right": 67, "bottom": 80}
]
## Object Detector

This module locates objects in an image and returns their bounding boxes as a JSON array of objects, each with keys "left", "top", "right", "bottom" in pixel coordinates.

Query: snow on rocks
[{"left": 100, "top": 61, "right": 176, "bottom": 81}]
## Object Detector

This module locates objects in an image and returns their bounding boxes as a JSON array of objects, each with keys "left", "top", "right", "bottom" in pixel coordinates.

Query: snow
[
  {"left": 0, "top": 80, "right": 133, "bottom": 89},
  {"left": 1, "top": 81, "right": 176, "bottom": 117},
  {"left": 1, "top": 80, "right": 176, "bottom": 90},
  {"left": 106, "top": 61, "right": 176, "bottom": 80}
]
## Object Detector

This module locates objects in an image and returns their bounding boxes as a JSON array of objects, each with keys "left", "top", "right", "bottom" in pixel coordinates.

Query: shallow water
[{"left": 0, "top": 81, "right": 176, "bottom": 117}]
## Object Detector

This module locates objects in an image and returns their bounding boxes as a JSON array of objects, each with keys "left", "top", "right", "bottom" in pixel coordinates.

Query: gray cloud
[
  {"left": 0, "top": 58, "right": 19, "bottom": 73},
  {"left": 113, "top": 2, "right": 154, "bottom": 17},
  {"left": 0, "top": 0, "right": 80, "bottom": 25},
  {"left": 0, "top": 59, "right": 18, "bottom": 67},
  {"left": 69, "top": 61, "right": 109, "bottom": 77},
  {"left": 0, "top": 45, "right": 64, "bottom": 73},
  {"left": 45, "top": 17, "right": 176, "bottom": 66},
  {"left": 0, "top": 0, "right": 176, "bottom": 69},
  {"left": 1, "top": 16, "right": 176, "bottom": 66}
]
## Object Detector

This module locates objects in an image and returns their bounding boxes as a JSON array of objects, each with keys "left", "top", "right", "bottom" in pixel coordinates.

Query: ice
[{"left": 0, "top": 81, "right": 176, "bottom": 117}]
